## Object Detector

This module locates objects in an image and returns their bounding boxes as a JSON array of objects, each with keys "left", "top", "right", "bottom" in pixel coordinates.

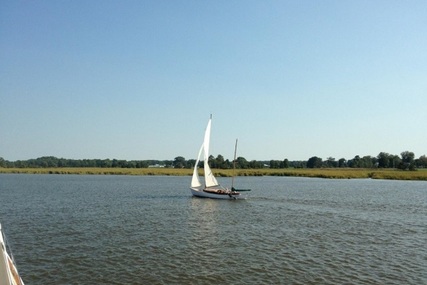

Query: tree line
[
  {"left": 1, "top": 151, "right": 426, "bottom": 170},
  {"left": 305, "top": 151, "right": 426, "bottom": 170}
]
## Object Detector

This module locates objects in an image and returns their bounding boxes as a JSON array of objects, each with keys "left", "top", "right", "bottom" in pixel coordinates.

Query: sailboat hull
[{"left": 190, "top": 188, "right": 246, "bottom": 200}]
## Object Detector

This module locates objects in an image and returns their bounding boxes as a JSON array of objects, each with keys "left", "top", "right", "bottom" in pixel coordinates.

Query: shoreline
[{"left": 1, "top": 167, "right": 426, "bottom": 181}]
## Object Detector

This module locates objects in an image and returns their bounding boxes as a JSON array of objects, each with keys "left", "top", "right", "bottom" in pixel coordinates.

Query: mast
[{"left": 232, "top": 138, "right": 238, "bottom": 190}]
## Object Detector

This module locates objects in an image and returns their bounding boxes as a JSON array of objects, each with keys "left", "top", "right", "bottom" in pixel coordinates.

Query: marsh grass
[
  {"left": 1, "top": 167, "right": 426, "bottom": 180},
  {"left": 0, "top": 167, "right": 191, "bottom": 176}
]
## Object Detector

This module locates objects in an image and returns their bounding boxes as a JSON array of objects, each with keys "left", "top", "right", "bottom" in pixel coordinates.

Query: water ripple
[{"left": 0, "top": 175, "right": 426, "bottom": 284}]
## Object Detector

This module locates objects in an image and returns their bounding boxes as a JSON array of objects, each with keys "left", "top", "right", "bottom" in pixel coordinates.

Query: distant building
[{"left": 148, "top": 164, "right": 165, "bottom": 168}]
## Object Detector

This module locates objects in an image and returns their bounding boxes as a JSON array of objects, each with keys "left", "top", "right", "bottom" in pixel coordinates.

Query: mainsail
[
  {"left": 190, "top": 116, "right": 219, "bottom": 189},
  {"left": 202, "top": 116, "right": 219, "bottom": 188}
]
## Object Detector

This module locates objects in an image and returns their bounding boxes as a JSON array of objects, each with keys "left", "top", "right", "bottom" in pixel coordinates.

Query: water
[{"left": 0, "top": 174, "right": 426, "bottom": 284}]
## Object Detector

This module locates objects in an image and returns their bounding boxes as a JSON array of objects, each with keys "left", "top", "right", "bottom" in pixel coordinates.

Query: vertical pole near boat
[{"left": 231, "top": 138, "right": 238, "bottom": 191}]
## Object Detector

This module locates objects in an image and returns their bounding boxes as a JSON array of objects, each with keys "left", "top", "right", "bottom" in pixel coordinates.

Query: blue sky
[{"left": 1, "top": 1, "right": 426, "bottom": 161}]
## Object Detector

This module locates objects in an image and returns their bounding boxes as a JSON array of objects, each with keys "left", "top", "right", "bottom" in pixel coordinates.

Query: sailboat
[
  {"left": 0, "top": 223, "right": 25, "bottom": 285},
  {"left": 190, "top": 115, "right": 245, "bottom": 200}
]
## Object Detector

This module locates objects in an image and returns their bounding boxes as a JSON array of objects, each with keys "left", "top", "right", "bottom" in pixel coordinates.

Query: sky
[{"left": 1, "top": 1, "right": 426, "bottom": 162}]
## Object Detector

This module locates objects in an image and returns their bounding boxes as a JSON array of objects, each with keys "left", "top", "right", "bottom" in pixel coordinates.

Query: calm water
[{"left": 0, "top": 174, "right": 426, "bottom": 284}]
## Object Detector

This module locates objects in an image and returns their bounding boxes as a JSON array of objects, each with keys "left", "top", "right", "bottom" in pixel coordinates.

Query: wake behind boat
[
  {"left": 190, "top": 115, "right": 245, "bottom": 200},
  {"left": 0, "top": 223, "right": 25, "bottom": 285}
]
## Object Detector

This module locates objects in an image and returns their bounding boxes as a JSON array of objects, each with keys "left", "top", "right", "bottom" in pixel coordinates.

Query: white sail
[
  {"left": 0, "top": 223, "right": 24, "bottom": 285},
  {"left": 191, "top": 144, "right": 203, "bottom": 188},
  {"left": 203, "top": 116, "right": 212, "bottom": 162},
  {"left": 1, "top": 223, "right": 12, "bottom": 285},
  {"left": 203, "top": 116, "right": 219, "bottom": 188}
]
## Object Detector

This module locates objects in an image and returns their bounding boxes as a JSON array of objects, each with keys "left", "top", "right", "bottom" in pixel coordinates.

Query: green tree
[
  {"left": 224, "top": 159, "right": 232, "bottom": 169},
  {"left": 307, "top": 156, "right": 322, "bottom": 168},
  {"left": 270, "top": 160, "right": 280, "bottom": 169},
  {"left": 349, "top": 155, "right": 361, "bottom": 168},
  {"left": 401, "top": 151, "right": 415, "bottom": 163},
  {"left": 215, "top": 154, "right": 226, "bottom": 169},
  {"left": 325, "top": 157, "right": 337, "bottom": 167},
  {"left": 0, "top": 157, "right": 5, "bottom": 168},
  {"left": 249, "top": 160, "right": 264, "bottom": 168},
  {"left": 173, "top": 156, "right": 186, "bottom": 168},
  {"left": 280, "top": 159, "right": 289, "bottom": 168},
  {"left": 236, "top": 157, "right": 249, "bottom": 169},
  {"left": 399, "top": 151, "right": 415, "bottom": 170},
  {"left": 338, "top": 158, "right": 347, "bottom": 168},
  {"left": 360, "top": 156, "right": 375, "bottom": 168},
  {"left": 187, "top": 159, "right": 196, "bottom": 169},
  {"left": 415, "top": 155, "right": 427, "bottom": 168},
  {"left": 390, "top": 155, "right": 401, "bottom": 169},
  {"left": 208, "top": 155, "right": 215, "bottom": 168},
  {"left": 377, "top": 152, "right": 391, "bottom": 168}
]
